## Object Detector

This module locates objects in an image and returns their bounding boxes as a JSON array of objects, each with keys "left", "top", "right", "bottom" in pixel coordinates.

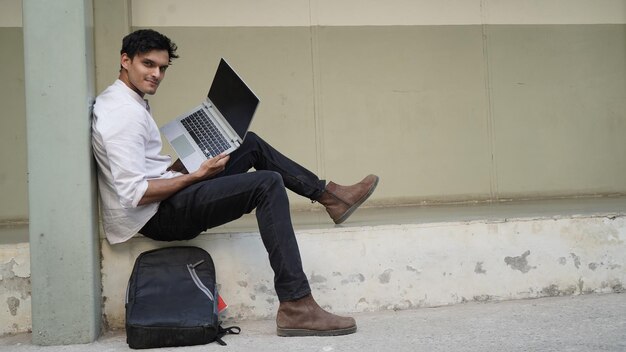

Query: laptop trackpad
[{"left": 171, "top": 135, "right": 196, "bottom": 159}]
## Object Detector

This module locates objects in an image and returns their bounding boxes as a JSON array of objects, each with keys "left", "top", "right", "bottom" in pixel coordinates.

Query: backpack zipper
[
  {"left": 125, "top": 280, "right": 130, "bottom": 304},
  {"left": 187, "top": 260, "right": 215, "bottom": 301}
]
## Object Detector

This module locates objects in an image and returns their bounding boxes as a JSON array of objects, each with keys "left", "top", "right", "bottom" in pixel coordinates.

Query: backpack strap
[{"left": 215, "top": 324, "right": 241, "bottom": 346}]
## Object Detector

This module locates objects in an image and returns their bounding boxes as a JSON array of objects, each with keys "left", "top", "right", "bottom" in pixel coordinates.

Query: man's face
[{"left": 120, "top": 49, "right": 170, "bottom": 97}]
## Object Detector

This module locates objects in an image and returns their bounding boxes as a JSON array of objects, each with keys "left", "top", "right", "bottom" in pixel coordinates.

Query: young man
[{"left": 91, "top": 29, "right": 379, "bottom": 337}]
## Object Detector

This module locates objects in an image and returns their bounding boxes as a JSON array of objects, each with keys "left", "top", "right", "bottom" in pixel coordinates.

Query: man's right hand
[
  {"left": 191, "top": 153, "right": 230, "bottom": 181},
  {"left": 138, "top": 153, "right": 230, "bottom": 206}
]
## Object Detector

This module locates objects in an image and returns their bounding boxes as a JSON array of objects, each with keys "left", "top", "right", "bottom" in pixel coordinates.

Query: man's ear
[{"left": 120, "top": 53, "right": 132, "bottom": 70}]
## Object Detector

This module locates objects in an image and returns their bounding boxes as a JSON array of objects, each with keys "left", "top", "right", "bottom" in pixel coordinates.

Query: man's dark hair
[{"left": 121, "top": 29, "right": 179, "bottom": 63}]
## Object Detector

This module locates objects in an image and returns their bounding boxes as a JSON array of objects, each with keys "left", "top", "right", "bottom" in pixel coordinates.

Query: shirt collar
[{"left": 113, "top": 79, "right": 150, "bottom": 111}]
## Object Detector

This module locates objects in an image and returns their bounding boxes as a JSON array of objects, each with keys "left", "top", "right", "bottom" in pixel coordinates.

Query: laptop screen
[{"left": 208, "top": 59, "right": 259, "bottom": 139}]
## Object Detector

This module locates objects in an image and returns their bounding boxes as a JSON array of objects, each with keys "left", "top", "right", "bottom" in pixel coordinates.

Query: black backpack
[{"left": 125, "top": 246, "right": 239, "bottom": 349}]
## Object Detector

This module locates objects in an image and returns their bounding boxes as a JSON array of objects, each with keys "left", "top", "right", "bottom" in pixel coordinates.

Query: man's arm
[{"left": 138, "top": 154, "right": 230, "bottom": 205}]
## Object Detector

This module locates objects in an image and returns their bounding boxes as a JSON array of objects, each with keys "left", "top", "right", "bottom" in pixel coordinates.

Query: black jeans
[{"left": 139, "top": 132, "right": 326, "bottom": 301}]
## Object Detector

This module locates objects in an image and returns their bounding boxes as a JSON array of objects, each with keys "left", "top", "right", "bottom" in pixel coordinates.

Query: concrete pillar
[{"left": 23, "top": 0, "right": 100, "bottom": 345}]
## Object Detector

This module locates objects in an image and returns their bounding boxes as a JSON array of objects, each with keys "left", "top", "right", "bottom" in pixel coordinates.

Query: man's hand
[
  {"left": 138, "top": 154, "right": 230, "bottom": 206},
  {"left": 190, "top": 154, "right": 230, "bottom": 181}
]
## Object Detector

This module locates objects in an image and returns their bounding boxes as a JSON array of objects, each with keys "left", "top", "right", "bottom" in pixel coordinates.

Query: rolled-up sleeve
[{"left": 98, "top": 104, "right": 152, "bottom": 209}]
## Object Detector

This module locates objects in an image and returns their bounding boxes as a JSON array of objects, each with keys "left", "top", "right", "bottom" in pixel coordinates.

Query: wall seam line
[
  {"left": 481, "top": 0, "right": 499, "bottom": 201},
  {"left": 308, "top": 0, "right": 325, "bottom": 178}
]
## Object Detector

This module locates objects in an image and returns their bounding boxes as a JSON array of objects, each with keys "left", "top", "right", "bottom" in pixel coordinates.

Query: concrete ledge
[
  {"left": 100, "top": 198, "right": 626, "bottom": 329},
  {"left": 3, "top": 197, "right": 626, "bottom": 334}
]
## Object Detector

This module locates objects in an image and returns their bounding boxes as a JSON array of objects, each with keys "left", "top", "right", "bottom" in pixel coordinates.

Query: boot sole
[
  {"left": 277, "top": 325, "right": 357, "bottom": 337},
  {"left": 334, "top": 175, "right": 380, "bottom": 224}
]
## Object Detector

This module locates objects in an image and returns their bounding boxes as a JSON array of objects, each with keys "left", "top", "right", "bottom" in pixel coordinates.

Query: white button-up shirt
[{"left": 92, "top": 80, "right": 180, "bottom": 244}]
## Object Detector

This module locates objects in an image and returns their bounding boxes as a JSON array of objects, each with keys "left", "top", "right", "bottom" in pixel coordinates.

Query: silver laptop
[{"left": 161, "top": 58, "right": 259, "bottom": 172}]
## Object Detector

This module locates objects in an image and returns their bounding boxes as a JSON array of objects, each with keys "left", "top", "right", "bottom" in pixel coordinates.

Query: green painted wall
[
  {"left": 1, "top": 0, "right": 626, "bottom": 234},
  {"left": 134, "top": 24, "right": 626, "bottom": 207},
  {"left": 487, "top": 25, "right": 626, "bottom": 197},
  {"left": 0, "top": 28, "right": 28, "bottom": 222}
]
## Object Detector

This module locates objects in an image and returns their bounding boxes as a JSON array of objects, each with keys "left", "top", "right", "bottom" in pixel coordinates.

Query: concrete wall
[
  {"left": 126, "top": 0, "right": 626, "bottom": 208},
  {"left": 100, "top": 210, "right": 626, "bottom": 328},
  {"left": 0, "top": 0, "right": 28, "bottom": 223},
  {"left": 0, "top": 243, "right": 30, "bottom": 335},
  {"left": 0, "top": 2, "right": 30, "bottom": 332}
]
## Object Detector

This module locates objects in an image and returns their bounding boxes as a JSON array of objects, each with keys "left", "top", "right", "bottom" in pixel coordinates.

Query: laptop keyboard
[{"left": 181, "top": 109, "right": 231, "bottom": 158}]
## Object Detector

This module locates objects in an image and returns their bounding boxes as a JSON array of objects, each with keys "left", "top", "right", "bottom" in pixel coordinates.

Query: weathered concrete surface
[
  {"left": 1, "top": 293, "right": 625, "bottom": 351},
  {"left": 101, "top": 209, "right": 626, "bottom": 329},
  {"left": 0, "top": 243, "right": 31, "bottom": 335}
]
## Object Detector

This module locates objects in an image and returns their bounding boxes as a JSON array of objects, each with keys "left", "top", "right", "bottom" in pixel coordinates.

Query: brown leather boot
[
  {"left": 316, "top": 174, "right": 379, "bottom": 224},
  {"left": 276, "top": 294, "right": 357, "bottom": 337}
]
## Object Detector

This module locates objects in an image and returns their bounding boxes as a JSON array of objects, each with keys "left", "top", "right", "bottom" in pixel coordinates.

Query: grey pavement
[{"left": 2, "top": 293, "right": 625, "bottom": 352}]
